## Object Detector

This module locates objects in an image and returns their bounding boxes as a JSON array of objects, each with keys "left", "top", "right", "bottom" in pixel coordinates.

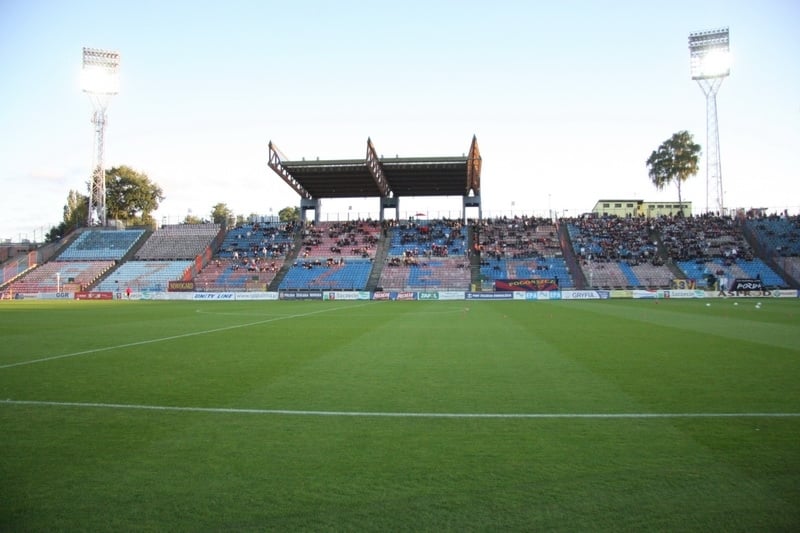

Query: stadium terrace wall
[{"left": 8, "top": 289, "right": 800, "bottom": 301}]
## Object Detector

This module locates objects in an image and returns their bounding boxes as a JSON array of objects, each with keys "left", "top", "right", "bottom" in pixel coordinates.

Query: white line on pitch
[
  {"left": 2, "top": 399, "right": 798, "bottom": 419},
  {"left": 0, "top": 303, "right": 372, "bottom": 370}
]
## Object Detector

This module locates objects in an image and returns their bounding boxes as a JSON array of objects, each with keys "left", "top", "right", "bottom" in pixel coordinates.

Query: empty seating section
[
  {"left": 2, "top": 254, "right": 34, "bottom": 285},
  {"left": 298, "top": 221, "right": 381, "bottom": 260},
  {"left": 193, "top": 258, "right": 282, "bottom": 291},
  {"left": 628, "top": 262, "right": 675, "bottom": 287},
  {"left": 59, "top": 229, "right": 145, "bottom": 260},
  {"left": 581, "top": 260, "right": 629, "bottom": 288},
  {"left": 218, "top": 222, "right": 296, "bottom": 260},
  {"left": 8, "top": 261, "right": 114, "bottom": 293},
  {"left": 746, "top": 216, "right": 800, "bottom": 256},
  {"left": 581, "top": 260, "right": 672, "bottom": 289},
  {"left": 776, "top": 256, "right": 800, "bottom": 286},
  {"left": 135, "top": 224, "right": 221, "bottom": 260},
  {"left": 377, "top": 220, "right": 469, "bottom": 290},
  {"left": 377, "top": 262, "right": 411, "bottom": 290},
  {"left": 94, "top": 260, "right": 193, "bottom": 292},
  {"left": 396, "top": 257, "right": 470, "bottom": 290},
  {"left": 279, "top": 259, "right": 373, "bottom": 291}
]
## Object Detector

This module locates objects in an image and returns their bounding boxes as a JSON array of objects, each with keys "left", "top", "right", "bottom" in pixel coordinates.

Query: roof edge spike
[
  {"left": 268, "top": 141, "right": 312, "bottom": 199},
  {"left": 366, "top": 137, "right": 392, "bottom": 197},
  {"left": 466, "top": 135, "right": 482, "bottom": 195}
]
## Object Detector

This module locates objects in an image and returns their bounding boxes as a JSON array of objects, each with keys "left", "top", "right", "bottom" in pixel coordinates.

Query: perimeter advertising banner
[
  {"left": 671, "top": 279, "right": 697, "bottom": 290},
  {"left": 495, "top": 279, "right": 558, "bottom": 291},
  {"left": 74, "top": 291, "right": 113, "bottom": 300},
  {"left": 372, "top": 291, "right": 417, "bottom": 301},
  {"left": 323, "top": 291, "right": 371, "bottom": 300},
  {"left": 193, "top": 292, "right": 235, "bottom": 300},
  {"left": 234, "top": 292, "right": 279, "bottom": 301},
  {"left": 729, "top": 278, "right": 764, "bottom": 292},
  {"left": 561, "top": 290, "right": 610, "bottom": 300},
  {"left": 168, "top": 281, "right": 195, "bottom": 292},
  {"left": 466, "top": 292, "right": 513, "bottom": 300},
  {"left": 38, "top": 292, "right": 74, "bottom": 300},
  {"left": 279, "top": 291, "right": 323, "bottom": 300}
]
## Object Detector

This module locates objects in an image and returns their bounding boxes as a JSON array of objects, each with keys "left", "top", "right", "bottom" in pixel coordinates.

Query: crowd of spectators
[
  {"left": 655, "top": 214, "right": 754, "bottom": 263},
  {"left": 221, "top": 222, "right": 295, "bottom": 260},
  {"left": 568, "top": 216, "right": 661, "bottom": 266},
  {"left": 300, "top": 220, "right": 381, "bottom": 259},
  {"left": 473, "top": 216, "right": 558, "bottom": 259},
  {"left": 390, "top": 219, "right": 466, "bottom": 257}
]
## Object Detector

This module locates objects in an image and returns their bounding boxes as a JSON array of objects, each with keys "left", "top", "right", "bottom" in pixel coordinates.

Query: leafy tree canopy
[
  {"left": 211, "top": 203, "right": 235, "bottom": 226},
  {"left": 279, "top": 206, "right": 300, "bottom": 222},
  {"left": 105, "top": 166, "right": 164, "bottom": 227},
  {"left": 646, "top": 130, "right": 701, "bottom": 216}
]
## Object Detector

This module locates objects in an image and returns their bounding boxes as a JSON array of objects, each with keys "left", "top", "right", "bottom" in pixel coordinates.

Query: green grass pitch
[{"left": 1, "top": 298, "right": 799, "bottom": 531}]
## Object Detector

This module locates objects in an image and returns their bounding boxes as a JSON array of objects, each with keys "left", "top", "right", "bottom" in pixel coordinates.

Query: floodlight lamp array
[
  {"left": 82, "top": 47, "right": 120, "bottom": 95},
  {"left": 689, "top": 28, "right": 730, "bottom": 80}
]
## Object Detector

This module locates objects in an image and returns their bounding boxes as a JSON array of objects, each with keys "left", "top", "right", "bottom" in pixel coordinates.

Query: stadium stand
[
  {"left": 58, "top": 229, "right": 145, "bottom": 261},
  {"left": 653, "top": 214, "right": 789, "bottom": 288},
  {"left": 192, "top": 221, "right": 296, "bottom": 291},
  {"left": 479, "top": 256, "right": 574, "bottom": 289},
  {"left": 377, "top": 219, "right": 471, "bottom": 290},
  {"left": 193, "top": 257, "right": 283, "bottom": 291},
  {"left": 135, "top": 224, "right": 221, "bottom": 260},
  {"left": 677, "top": 258, "right": 788, "bottom": 289},
  {"left": 94, "top": 260, "right": 194, "bottom": 292},
  {"left": 7, "top": 260, "right": 115, "bottom": 293},
  {"left": 656, "top": 215, "right": 752, "bottom": 262},
  {"left": 776, "top": 257, "right": 800, "bottom": 286},
  {"left": 297, "top": 220, "right": 381, "bottom": 260},
  {"left": 567, "top": 216, "right": 680, "bottom": 288},
  {"left": 218, "top": 222, "right": 296, "bottom": 260},
  {"left": 279, "top": 258, "right": 373, "bottom": 290},
  {"left": 475, "top": 216, "right": 574, "bottom": 289},
  {"left": 745, "top": 215, "right": 800, "bottom": 257}
]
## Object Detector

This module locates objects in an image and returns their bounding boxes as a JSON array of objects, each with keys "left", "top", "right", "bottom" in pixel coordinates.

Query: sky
[{"left": 1, "top": 0, "right": 798, "bottom": 242}]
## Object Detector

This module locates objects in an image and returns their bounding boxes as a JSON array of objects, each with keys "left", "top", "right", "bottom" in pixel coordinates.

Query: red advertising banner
[
  {"left": 169, "top": 281, "right": 196, "bottom": 292},
  {"left": 74, "top": 291, "right": 114, "bottom": 300},
  {"left": 495, "top": 279, "right": 558, "bottom": 291}
]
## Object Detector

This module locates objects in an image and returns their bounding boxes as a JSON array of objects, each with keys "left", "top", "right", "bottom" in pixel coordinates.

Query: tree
[
  {"left": 279, "top": 206, "right": 300, "bottom": 223},
  {"left": 105, "top": 166, "right": 164, "bottom": 227},
  {"left": 211, "top": 203, "right": 234, "bottom": 226},
  {"left": 646, "top": 131, "right": 701, "bottom": 216},
  {"left": 46, "top": 189, "right": 88, "bottom": 242},
  {"left": 184, "top": 214, "right": 204, "bottom": 224}
]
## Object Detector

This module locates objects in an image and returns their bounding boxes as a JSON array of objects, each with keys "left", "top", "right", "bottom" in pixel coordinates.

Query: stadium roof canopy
[{"left": 268, "top": 137, "right": 482, "bottom": 221}]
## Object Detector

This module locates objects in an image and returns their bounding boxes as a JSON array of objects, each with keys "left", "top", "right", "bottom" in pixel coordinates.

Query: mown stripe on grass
[
  {"left": 0, "top": 303, "right": 373, "bottom": 370},
  {"left": 2, "top": 399, "right": 799, "bottom": 419}
]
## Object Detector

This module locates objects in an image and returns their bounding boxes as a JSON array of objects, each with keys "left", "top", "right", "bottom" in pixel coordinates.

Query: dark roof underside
[{"left": 281, "top": 156, "right": 471, "bottom": 199}]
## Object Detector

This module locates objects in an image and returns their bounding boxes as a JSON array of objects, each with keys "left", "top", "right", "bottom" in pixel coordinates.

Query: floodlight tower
[
  {"left": 689, "top": 28, "right": 730, "bottom": 215},
  {"left": 82, "top": 47, "right": 120, "bottom": 227}
]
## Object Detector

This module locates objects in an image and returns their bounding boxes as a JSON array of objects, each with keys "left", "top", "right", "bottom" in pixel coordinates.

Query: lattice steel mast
[
  {"left": 82, "top": 47, "right": 120, "bottom": 227},
  {"left": 689, "top": 28, "right": 730, "bottom": 214}
]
